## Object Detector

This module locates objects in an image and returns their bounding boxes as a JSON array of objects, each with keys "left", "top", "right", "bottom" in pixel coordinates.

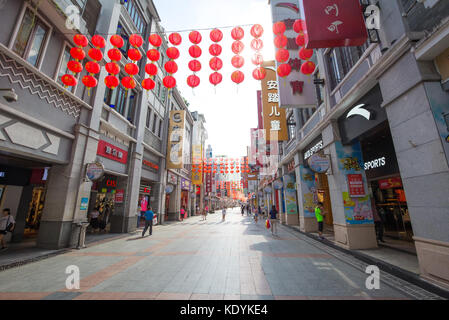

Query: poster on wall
[
  {"left": 299, "top": 165, "right": 316, "bottom": 218},
  {"left": 335, "top": 141, "right": 373, "bottom": 225},
  {"left": 283, "top": 174, "right": 298, "bottom": 215},
  {"left": 115, "top": 190, "right": 124, "bottom": 204}
]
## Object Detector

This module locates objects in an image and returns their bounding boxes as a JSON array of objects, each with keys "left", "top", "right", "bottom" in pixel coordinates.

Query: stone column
[{"left": 380, "top": 53, "right": 449, "bottom": 288}]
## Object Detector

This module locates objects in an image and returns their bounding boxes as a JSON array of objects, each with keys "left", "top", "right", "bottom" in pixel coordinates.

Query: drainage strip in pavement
[{"left": 281, "top": 224, "right": 447, "bottom": 300}]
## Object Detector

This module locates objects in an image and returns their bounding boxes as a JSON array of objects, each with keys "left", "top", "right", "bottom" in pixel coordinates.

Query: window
[
  {"left": 56, "top": 45, "right": 76, "bottom": 92},
  {"left": 117, "top": 23, "right": 130, "bottom": 56},
  {"left": 151, "top": 113, "right": 158, "bottom": 134},
  {"left": 13, "top": 9, "right": 50, "bottom": 67},
  {"left": 146, "top": 107, "right": 152, "bottom": 128},
  {"left": 123, "top": 0, "right": 147, "bottom": 34},
  {"left": 71, "top": 0, "right": 101, "bottom": 35},
  {"left": 104, "top": 80, "right": 137, "bottom": 122},
  {"left": 158, "top": 119, "right": 163, "bottom": 138},
  {"left": 327, "top": 42, "right": 370, "bottom": 90}
]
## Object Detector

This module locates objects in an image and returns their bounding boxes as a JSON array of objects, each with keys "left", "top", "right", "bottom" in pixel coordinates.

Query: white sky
[{"left": 153, "top": 0, "right": 275, "bottom": 158}]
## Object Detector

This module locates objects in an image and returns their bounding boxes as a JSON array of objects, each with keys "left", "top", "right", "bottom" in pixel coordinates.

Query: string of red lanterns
[
  {"left": 209, "top": 28, "right": 223, "bottom": 88},
  {"left": 187, "top": 30, "right": 202, "bottom": 90}
]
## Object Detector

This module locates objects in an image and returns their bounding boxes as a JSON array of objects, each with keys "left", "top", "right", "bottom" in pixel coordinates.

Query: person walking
[
  {"left": 89, "top": 207, "right": 100, "bottom": 233},
  {"left": 372, "top": 199, "right": 385, "bottom": 243},
  {"left": 222, "top": 207, "right": 227, "bottom": 221},
  {"left": 0, "top": 209, "right": 15, "bottom": 251},
  {"left": 269, "top": 205, "right": 279, "bottom": 235},
  {"left": 203, "top": 206, "right": 208, "bottom": 221},
  {"left": 142, "top": 207, "right": 154, "bottom": 237},
  {"left": 315, "top": 202, "right": 326, "bottom": 239},
  {"left": 241, "top": 205, "right": 244, "bottom": 216},
  {"left": 180, "top": 206, "right": 185, "bottom": 222}
]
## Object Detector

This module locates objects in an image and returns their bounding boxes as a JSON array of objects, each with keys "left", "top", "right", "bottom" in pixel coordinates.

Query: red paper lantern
[
  {"left": 107, "top": 48, "right": 122, "bottom": 62},
  {"left": 67, "top": 60, "right": 83, "bottom": 73},
  {"left": 232, "top": 41, "right": 244, "bottom": 54},
  {"left": 142, "top": 78, "right": 156, "bottom": 91},
  {"left": 293, "top": 19, "right": 305, "bottom": 34},
  {"left": 128, "top": 48, "right": 142, "bottom": 61},
  {"left": 164, "top": 60, "right": 178, "bottom": 74},
  {"left": 273, "top": 21, "right": 286, "bottom": 36},
  {"left": 149, "top": 34, "right": 162, "bottom": 47},
  {"left": 85, "top": 61, "right": 100, "bottom": 74},
  {"left": 250, "top": 39, "right": 264, "bottom": 51},
  {"left": 189, "top": 31, "right": 202, "bottom": 44},
  {"left": 169, "top": 33, "right": 182, "bottom": 46},
  {"left": 88, "top": 48, "right": 103, "bottom": 62},
  {"left": 299, "top": 47, "right": 314, "bottom": 60},
  {"left": 145, "top": 63, "right": 158, "bottom": 76},
  {"left": 129, "top": 34, "right": 143, "bottom": 48},
  {"left": 276, "top": 49, "right": 290, "bottom": 63},
  {"left": 187, "top": 75, "right": 200, "bottom": 88},
  {"left": 110, "top": 35, "right": 124, "bottom": 48},
  {"left": 251, "top": 53, "right": 264, "bottom": 66},
  {"left": 209, "top": 72, "right": 222, "bottom": 86},
  {"left": 163, "top": 76, "right": 176, "bottom": 89},
  {"left": 189, "top": 45, "right": 202, "bottom": 58},
  {"left": 92, "top": 35, "right": 106, "bottom": 48},
  {"left": 104, "top": 75, "right": 119, "bottom": 89},
  {"left": 70, "top": 47, "right": 85, "bottom": 60},
  {"left": 82, "top": 75, "right": 97, "bottom": 88},
  {"left": 210, "top": 29, "right": 223, "bottom": 42},
  {"left": 105, "top": 62, "right": 119, "bottom": 75},
  {"left": 166, "top": 47, "right": 180, "bottom": 60},
  {"left": 296, "top": 34, "right": 306, "bottom": 47},
  {"left": 125, "top": 63, "right": 139, "bottom": 76},
  {"left": 231, "top": 70, "right": 244, "bottom": 84},
  {"left": 209, "top": 57, "right": 223, "bottom": 71},
  {"left": 122, "top": 77, "right": 136, "bottom": 89},
  {"left": 61, "top": 74, "right": 77, "bottom": 87},
  {"left": 277, "top": 63, "right": 292, "bottom": 78},
  {"left": 274, "top": 35, "right": 288, "bottom": 49},
  {"left": 252, "top": 67, "right": 266, "bottom": 81},
  {"left": 250, "top": 24, "right": 264, "bottom": 38},
  {"left": 231, "top": 55, "right": 244, "bottom": 69},
  {"left": 209, "top": 44, "right": 222, "bottom": 56},
  {"left": 231, "top": 27, "right": 245, "bottom": 40},
  {"left": 301, "top": 60, "right": 316, "bottom": 75},
  {"left": 188, "top": 60, "right": 202, "bottom": 72},
  {"left": 147, "top": 49, "right": 160, "bottom": 62},
  {"left": 74, "top": 34, "right": 88, "bottom": 47}
]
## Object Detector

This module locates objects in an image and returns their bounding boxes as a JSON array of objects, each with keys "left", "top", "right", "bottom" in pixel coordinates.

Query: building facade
[{"left": 271, "top": 0, "right": 449, "bottom": 288}]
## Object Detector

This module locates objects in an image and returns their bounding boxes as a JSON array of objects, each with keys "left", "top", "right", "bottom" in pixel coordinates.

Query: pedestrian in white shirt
[{"left": 0, "top": 208, "right": 15, "bottom": 251}]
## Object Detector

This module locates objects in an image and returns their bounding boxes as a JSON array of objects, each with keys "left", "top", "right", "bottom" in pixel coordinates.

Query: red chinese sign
[
  {"left": 143, "top": 159, "right": 159, "bottom": 171},
  {"left": 206, "top": 172, "right": 212, "bottom": 193},
  {"left": 97, "top": 140, "right": 128, "bottom": 164},
  {"left": 378, "top": 177, "right": 402, "bottom": 190},
  {"left": 347, "top": 174, "right": 365, "bottom": 197},
  {"left": 301, "top": 0, "right": 368, "bottom": 49}
]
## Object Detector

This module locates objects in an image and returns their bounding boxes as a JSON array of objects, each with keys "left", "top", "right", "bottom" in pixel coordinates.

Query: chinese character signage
[
  {"left": 181, "top": 178, "right": 191, "bottom": 191},
  {"left": 167, "top": 110, "right": 186, "bottom": 169},
  {"left": 192, "top": 145, "right": 203, "bottom": 185},
  {"left": 97, "top": 140, "right": 128, "bottom": 164},
  {"left": 300, "top": 0, "right": 368, "bottom": 49},
  {"left": 347, "top": 174, "right": 365, "bottom": 197},
  {"left": 115, "top": 190, "right": 124, "bottom": 204},
  {"left": 270, "top": 0, "right": 317, "bottom": 109},
  {"left": 206, "top": 172, "right": 212, "bottom": 193},
  {"left": 261, "top": 61, "right": 288, "bottom": 141}
]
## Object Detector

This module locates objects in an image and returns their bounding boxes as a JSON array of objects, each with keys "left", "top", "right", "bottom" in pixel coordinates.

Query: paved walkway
[{"left": 0, "top": 208, "right": 443, "bottom": 300}]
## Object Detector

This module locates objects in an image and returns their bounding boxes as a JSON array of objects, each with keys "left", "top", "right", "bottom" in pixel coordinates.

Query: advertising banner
[
  {"left": 192, "top": 145, "right": 203, "bottom": 185},
  {"left": 283, "top": 174, "right": 298, "bottom": 215},
  {"left": 300, "top": 0, "right": 368, "bottom": 49},
  {"left": 166, "top": 110, "right": 186, "bottom": 169},
  {"left": 115, "top": 190, "right": 124, "bottom": 204},
  {"left": 335, "top": 141, "right": 373, "bottom": 225},
  {"left": 299, "top": 165, "right": 316, "bottom": 218},
  {"left": 97, "top": 140, "right": 128, "bottom": 164}
]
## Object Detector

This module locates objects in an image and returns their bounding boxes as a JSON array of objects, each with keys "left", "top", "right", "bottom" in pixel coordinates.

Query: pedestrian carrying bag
[{"left": 265, "top": 219, "right": 270, "bottom": 229}]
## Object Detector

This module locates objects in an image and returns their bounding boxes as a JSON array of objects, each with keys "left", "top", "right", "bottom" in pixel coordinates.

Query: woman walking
[
  {"left": 269, "top": 205, "right": 279, "bottom": 235},
  {"left": 222, "top": 207, "right": 227, "bottom": 221}
]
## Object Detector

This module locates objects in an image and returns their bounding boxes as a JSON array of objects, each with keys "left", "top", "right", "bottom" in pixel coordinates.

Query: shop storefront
[
  {"left": 0, "top": 164, "right": 50, "bottom": 243},
  {"left": 139, "top": 153, "right": 161, "bottom": 226},
  {"left": 180, "top": 178, "right": 192, "bottom": 216},
  {"left": 165, "top": 171, "right": 178, "bottom": 221},
  {"left": 338, "top": 84, "right": 414, "bottom": 243}
]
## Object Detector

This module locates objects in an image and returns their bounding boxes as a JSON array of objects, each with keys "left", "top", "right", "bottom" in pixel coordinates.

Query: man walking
[
  {"left": 142, "top": 207, "right": 154, "bottom": 237},
  {"left": 222, "top": 207, "right": 227, "bottom": 222},
  {"left": 269, "top": 205, "right": 278, "bottom": 235},
  {"left": 0, "top": 208, "right": 15, "bottom": 251},
  {"left": 315, "top": 202, "right": 326, "bottom": 239}
]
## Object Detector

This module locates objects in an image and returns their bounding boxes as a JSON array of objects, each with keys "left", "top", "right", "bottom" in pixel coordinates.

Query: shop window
[{"left": 12, "top": 9, "right": 50, "bottom": 67}]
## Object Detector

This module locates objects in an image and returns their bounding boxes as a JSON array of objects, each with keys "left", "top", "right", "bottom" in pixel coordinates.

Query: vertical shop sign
[
  {"left": 167, "top": 110, "right": 186, "bottom": 169},
  {"left": 206, "top": 172, "right": 212, "bottom": 193},
  {"left": 192, "top": 145, "right": 203, "bottom": 185},
  {"left": 261, "top": 61, "right": 288, "bottom": 141},
  {"left": 300, "top": 0, "right": 368, "bottom": 49}
]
